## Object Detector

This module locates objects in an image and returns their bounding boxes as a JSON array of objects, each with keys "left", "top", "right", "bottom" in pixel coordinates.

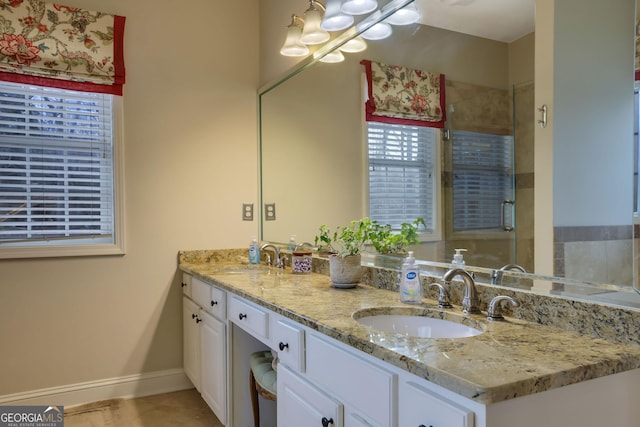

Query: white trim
[{"left": 0, "top": 368, "right": 193, "bottom": 408}]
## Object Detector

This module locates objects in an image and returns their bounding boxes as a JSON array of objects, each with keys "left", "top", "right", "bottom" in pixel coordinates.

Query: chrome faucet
[
  {"left": 294, "top": 242, "right": 314, "bottom": 251},
  {"left": 442, "top": 268, "right": 481, "bottom": 314},
  {"left": 487, "top": 295, "right": 520, "bottom": 321},
  {"left": 491, "top": 263, "right": 526, "bottom": 285},
  {"left": 259, "top": 243, "right": 283, "bottom": 268}
]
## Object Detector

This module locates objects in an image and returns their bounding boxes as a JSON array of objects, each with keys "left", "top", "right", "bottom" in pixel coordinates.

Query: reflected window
[
  {"left": 367, "top": 122, "right": 437, "bottom": 232},
  {"left": 452, "top": 130, "right": 514, "bottom": 231}
]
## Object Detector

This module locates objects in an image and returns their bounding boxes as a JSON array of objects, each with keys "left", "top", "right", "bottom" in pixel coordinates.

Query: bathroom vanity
[{"left": 179, "top": 250, "right": 640, "bottom": 427}]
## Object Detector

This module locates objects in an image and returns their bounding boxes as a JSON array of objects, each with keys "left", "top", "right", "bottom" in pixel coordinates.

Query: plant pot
[{"left": 329, "top": 254, "right": 362, "bottom": 288}]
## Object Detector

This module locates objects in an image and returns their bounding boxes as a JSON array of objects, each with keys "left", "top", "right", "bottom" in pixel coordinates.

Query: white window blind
[
  {"left": 368, "top": 122, "right": 436, "bottom": 230},
  {"left": 452, "top": 130, "right": 513, "bottom": 231},
  {"left": 0, "top": 81, "right": 115, "bottom": 246}
]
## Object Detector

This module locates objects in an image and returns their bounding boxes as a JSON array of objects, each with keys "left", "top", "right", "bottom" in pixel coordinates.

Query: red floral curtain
[
  {"left": 0, "top": 0, "right": 125, "bottom": 95},
  {"left": 360, "top": 60, "right": 445, "bottom": 128}
]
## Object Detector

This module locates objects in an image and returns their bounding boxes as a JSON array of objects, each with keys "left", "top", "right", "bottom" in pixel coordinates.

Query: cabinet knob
[
  {"left": 279, "top": 342, "right": 289, "bottom": 351},
  {"left": 181, "top": 282, "right": 187, "bottom": 288},
  {"left": 196, "top": 317, "right": 202, "bottom": 323},
  {"left": 191, "top": 313, "right": 197, "bottom": 319},
  {"left": 321, "top": 417, "right": 334, "bottom": 427},
  {"left": 211, "top": 300, "right": 218, "bottom": 306},
  {"left": 239, "top": 313, "right": 247, "bottom": 320},
  {"left": 418, "top": 424, "right": 433, "bottom": 427}
]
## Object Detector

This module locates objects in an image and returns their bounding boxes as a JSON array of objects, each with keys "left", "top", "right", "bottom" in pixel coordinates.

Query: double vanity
[{"left": 179, "top": 249, "right": 640, "bottom": 427}]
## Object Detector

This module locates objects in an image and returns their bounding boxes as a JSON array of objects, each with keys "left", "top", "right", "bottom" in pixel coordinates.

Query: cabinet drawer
[
  {"left": 228, "top": 296, "right": 269, "bottom": 341},
  {"left": 208, "top": 286, "right": 226, "bottom": 320},
  {"left": 399, "top": 380, "right": 474, "bottom": 427},
  {"left": 306, "top": 333, "right": 395, "bottom": 427},
  {"left": 271, "top": 318, "right": 305, "bottom": 372},
  {"left": 181, "top": 273, "right": 192, "bottom": 297}
]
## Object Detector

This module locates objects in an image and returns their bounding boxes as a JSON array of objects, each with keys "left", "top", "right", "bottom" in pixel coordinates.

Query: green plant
[
  {"left": 369, "top": 217, "right": 426, "bottom": 255},
  {"left": 315, "top": 218, "right": 375, "bottom": 257}
]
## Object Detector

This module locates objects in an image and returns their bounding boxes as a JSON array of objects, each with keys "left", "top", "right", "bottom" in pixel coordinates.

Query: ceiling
[{"left": 414, "top": 0, "right": 535, "bottom": 43}]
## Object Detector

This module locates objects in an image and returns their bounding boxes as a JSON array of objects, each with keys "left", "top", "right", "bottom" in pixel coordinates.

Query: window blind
[
  {"left": 368, "top": 122, "right": 436, "bottom": 230},
  {"left": 0, "top": 81, "right": 114, "bottom": 244},
  {"left": 452, "top": 130, "right": 513, "bottom": 231}
]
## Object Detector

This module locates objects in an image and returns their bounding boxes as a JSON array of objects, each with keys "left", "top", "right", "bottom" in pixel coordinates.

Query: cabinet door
[
  {"left": 278, "top": 364, "right": 343, "bottom": 427},
  {"left": 183, "top": 296, "right": 201, "bottom": 391},
  {"left": 399, "top": 380, "right": 474, "bottom": 427},
  {"left": 200, "top": 310, "right": 226, "bottom": 425}
]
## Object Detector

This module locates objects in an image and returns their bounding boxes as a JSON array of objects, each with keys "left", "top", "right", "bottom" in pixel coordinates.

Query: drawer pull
[
  {"left": 211, "top": 300, "right": 218, "bottom": 306},
  {"left": 195, "top": 317, "right": 202, "bottom": 323},
  {"left": 418, "top": 425, "right": 433, "bottom": 427},
  {"left": 279, "top": 342, "right": 289, "bottom": 351},
  {"left": 239, "top": 313, "right": 247, "bottom": 320},
  {"left": 181, "top": 282, "right": 187, "bottom": 288},
  {"left": 321, "top": 417, "right": 334, "bottom": 427},
  {"left": 191, "top": 313, "right": 197, "bottom": 319}
]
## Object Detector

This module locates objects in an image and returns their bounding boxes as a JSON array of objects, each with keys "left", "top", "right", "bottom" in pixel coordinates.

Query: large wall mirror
[{"left": 259, "top": 0, "right": 640, "bottom": 307}]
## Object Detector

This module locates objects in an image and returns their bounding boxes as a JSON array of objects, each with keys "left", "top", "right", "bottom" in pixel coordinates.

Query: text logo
[{"left": 0, "top": 406, "right": 64, "bottom": 427}]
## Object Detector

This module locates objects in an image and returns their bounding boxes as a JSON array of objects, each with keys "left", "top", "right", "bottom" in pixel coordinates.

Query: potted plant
[{"left": 314, "top": 218, "right": 374, "bottom": 287}]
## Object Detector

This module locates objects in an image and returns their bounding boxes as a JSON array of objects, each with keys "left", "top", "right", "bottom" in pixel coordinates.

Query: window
[
  {"left": 367, "top": 122, "right": 439, "bottom": 236},
  {"left": 452, "top": 130, "right": 514, "bottom": 232},
  {"left": 0, "top": 81, "right": 123, "bottom": 259}
]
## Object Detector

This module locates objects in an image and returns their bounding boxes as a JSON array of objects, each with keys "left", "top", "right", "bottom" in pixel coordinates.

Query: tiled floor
[{"left": 64, "top": 389, "right": 223, "bottom": 427}]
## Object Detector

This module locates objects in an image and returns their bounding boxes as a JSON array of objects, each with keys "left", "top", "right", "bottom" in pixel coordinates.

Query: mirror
[{"left": 259, "top": 0, "right": 640, "bottom": 305}]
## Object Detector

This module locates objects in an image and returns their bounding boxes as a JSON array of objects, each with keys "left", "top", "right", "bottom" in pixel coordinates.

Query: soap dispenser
[
  {"left": 452, "top": 248, "right": 467, "bottom": 268},
  {"left": 249, "top": 236, "right": 260, "bottom": 264},
  {"left": 399, "top": 251, "right": 421, "bottom": 304}
]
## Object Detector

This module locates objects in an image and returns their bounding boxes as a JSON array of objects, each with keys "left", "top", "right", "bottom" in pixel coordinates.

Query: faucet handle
[
  {"left": 429, "top": 283, "right": 453, "bottom": 309},
  {"left": 487, "top": 295, "right": 520, "bottom": 321},
  {"left": 265, "top": 253, "right": 272, "bottom": 266}
]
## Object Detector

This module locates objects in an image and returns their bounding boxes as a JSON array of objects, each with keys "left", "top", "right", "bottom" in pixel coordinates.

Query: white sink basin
[
  {"left": 356, "top": 314, "right": 483, "bottom": 338},
  {"left": 353, "top": 307, "right": 484, "bottom": 339}
]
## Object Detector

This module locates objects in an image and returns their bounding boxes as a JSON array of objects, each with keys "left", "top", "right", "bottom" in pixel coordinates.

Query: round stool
[{"left": 249, "top": 350, "right": 277, "bottom": 427}]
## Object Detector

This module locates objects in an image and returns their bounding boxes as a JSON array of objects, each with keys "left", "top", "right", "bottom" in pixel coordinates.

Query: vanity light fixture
[
  {"left": 280, "top": 15, "right": 310, "bottom": 57},
  {"left": 300, "top": 0, "right": 330, "bottom": 45},
  {"left": 319, "top": 49, "right": 345, "bottom": 63},
  {"left": 361, "top": 21, "right": 392, "bottom": 40},
  {"left": 321, "top": 0, "right": 354, "bottom": 31},
  {"left": 339, "top": 35, "right": 367, "bottom": 52},
  {"left": 341, "top": 0, "right": 379, "bottom": 15},
  {"left": 385, "top": 2, "right": 420, "bottom": 25}
]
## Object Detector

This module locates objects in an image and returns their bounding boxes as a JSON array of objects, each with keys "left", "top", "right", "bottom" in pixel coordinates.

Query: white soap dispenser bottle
[
  {"left": 400, "top": 251, "right": 421, "bottom": 304},
  {"left": 452, "top": 248, "right": 467, "bottom": 268}
]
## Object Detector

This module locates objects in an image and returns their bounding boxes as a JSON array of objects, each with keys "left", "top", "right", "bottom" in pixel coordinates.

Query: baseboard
[{"left": 0, "top": 368, "right": 194, "bottom": 407}]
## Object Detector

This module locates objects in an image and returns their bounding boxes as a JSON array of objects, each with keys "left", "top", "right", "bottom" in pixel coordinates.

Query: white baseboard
[{"left": 0, "top": 368, "right": 194, "bottom": 408}]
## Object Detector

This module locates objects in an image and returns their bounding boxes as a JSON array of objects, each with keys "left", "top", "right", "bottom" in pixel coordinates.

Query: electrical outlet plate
[
  {"left": 265, "top": 203, "right": 276, "bottom": 221},
  {"left": 242, "top": 203, "right": 253, "bottom": 221}
]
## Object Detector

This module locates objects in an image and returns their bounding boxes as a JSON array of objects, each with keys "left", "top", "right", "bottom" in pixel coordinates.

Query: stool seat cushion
[{"left": 250, "top": 350, "right": 277, "bottom": 396}]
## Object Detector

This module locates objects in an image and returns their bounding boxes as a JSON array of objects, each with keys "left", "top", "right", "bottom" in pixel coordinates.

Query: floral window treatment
[
  {"left": 0, "top": 0, "right": 125, "bottom": 95},
  {"left": 361, "top": 60, "right": 446, "bottom": 128}
]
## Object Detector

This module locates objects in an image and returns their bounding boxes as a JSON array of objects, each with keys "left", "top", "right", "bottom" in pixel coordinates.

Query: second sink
[{"left": 353, "top": 307, "right": 484, "bottom": 339}]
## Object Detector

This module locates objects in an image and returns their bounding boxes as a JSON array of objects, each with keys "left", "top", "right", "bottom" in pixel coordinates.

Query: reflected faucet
[
  {"left": 259, "top": 243, "right": 283, "bottom": 268},
  {"left": 442, "top": 268, "right": 481, "bottom": 314},
  {"left": 294, "top": 242, "right": 314, "bottom": 251},
  {"left": 491, "top": 264, "right": 526, "bottom": 285}
]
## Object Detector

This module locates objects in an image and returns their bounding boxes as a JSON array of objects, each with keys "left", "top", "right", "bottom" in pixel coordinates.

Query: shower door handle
[{"left": 501, "top": 200, "right": 514, "bottom": 232}]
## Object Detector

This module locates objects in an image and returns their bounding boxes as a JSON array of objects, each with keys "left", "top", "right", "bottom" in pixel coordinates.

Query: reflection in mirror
[{"left": 259, "top": 0, "right": 640, "bottom": 305}]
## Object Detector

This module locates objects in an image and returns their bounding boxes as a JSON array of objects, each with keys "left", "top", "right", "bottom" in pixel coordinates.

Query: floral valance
[
  {"left": 0, "top": 0, "right": 125, "bottom": 95},
  {"left": 360, "top": 59, "right": 445, "bottom": 128}
]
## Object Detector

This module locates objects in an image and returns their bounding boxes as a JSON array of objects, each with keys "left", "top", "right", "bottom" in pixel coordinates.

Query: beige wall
[{"left": 0, "top": 0, "right": 259, "bottom": 396}]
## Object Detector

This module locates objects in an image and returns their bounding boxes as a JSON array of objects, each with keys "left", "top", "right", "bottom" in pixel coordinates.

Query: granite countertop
[{"left": 178, "top": 251, "right": 640, "bottom": 405}]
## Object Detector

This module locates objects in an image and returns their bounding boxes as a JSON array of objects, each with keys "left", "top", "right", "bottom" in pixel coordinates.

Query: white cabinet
[
  {"left": 306, "top": 333, "right": 395, "bottom": 427},
  {"left": 200, "top": 310, "right": 227, "bottom": 425},
  {"left": 182, "top": 275, "right": 227, "bottom": 425},
  {"left": 399, "top": 380, "right": 474, "bottom": 427},
  {"left": 182, "top": 296, "right": 201, "bottom": 391},
  {"left": 278, "top": 364, "right": 343, "bottom": 427}
]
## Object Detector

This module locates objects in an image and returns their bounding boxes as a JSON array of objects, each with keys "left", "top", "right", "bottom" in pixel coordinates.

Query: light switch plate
[
  {"left": 242, "top": 203, "right": 253, "bottom": 221},
  {"left": 265, "top": 203, "right": 276, "bottom": 221}
]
